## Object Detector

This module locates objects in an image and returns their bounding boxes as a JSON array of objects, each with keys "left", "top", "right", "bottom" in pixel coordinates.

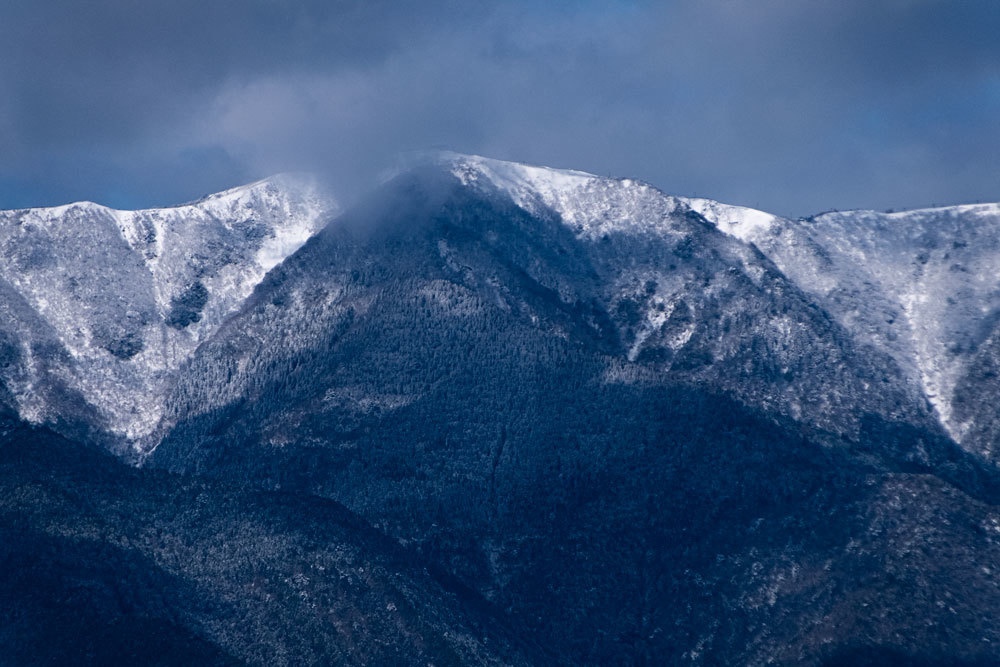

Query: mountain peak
[{"left": 413, "top": 152, "right": 694, "bottom": 241}]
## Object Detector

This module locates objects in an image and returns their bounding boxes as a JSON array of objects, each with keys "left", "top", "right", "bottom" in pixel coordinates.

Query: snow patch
[{"left": 681, "top": 197, "right": 781, "bottom": 242}]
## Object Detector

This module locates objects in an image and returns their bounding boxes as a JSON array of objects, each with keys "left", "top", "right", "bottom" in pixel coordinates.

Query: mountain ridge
[
  {"left": 0, "top": 173, "right": 337, "bottom": 448},
  {"left": 4, "top": 154, "right": 1000, "bottom": 664},
  {"left": 687, "top": 190, "right": 1000, "bottom": 457},
  {"left": 2, "top": 154, "right": 998, "bottom": 462}
]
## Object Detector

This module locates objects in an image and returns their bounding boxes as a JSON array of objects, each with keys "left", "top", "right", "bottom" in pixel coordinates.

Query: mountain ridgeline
[{"left": 2, "top": 155, "right": 1000, "bottom": 665}]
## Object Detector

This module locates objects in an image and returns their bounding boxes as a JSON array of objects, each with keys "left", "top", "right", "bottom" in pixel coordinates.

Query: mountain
[
  {"left": 146, "top": 156, "right": 1000, "bottom": 663},
  {"left": 3, "top": 155, "right": 1000, "bottom": 664},
  {"left": 0, "top": 175, "right": 336, "bottom": 453},
  {"left": 153, "top": 155, "right": 941, "bottom": 455},
  {"left": 687, "top": 197, "right": 1000, "bottom": 462}
]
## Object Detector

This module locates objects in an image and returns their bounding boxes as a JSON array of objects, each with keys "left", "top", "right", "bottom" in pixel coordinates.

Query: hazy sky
[{"left": 1, "top": 0, "right": 998, "bottom": 216}]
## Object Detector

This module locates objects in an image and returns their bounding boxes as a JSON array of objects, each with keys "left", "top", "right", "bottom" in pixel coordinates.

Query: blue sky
[{"left": 0, "top": 0, "right": 998, "bottom": 216}]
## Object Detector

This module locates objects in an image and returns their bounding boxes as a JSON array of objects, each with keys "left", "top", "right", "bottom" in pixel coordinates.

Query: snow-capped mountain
[
  {"left": 688, "top": 196, "right": 1000, "bottom": 458},
  {"left": 4, "top": 154, "right": 1000, "bottom": 665},
  {"left": 0, "top": 174, "right": 336, "bottom": 448},
  {"left": 3, "top": 153, "right": 995, "bottom": 464},
  {"left": 143, "top": 155, "right": 1000, "bottom": 664},
  {"left": 152, "top": 154, "right": 941, "bottom": 466}
]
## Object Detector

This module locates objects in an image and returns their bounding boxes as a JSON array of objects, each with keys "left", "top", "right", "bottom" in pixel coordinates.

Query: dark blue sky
[{"left": 1, "top": 0, "right": 998, "bottom": 216}]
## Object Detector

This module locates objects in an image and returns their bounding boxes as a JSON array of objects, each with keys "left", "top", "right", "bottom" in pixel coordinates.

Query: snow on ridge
[
  {"left": 0, "top": 175, "right": 337, "bottom": 443},
  {"left": 816, "top": 201, "right": 1000, "bottom": 221},
  {"left": 439, "top": 154, "right": 792, "bottom": 244},
  {"left": 445, "top": 153, "right": 597, "bottom": 193},
  {"left": 693, "top": 194, "right": 1000, "bottom": 445},
  {"left": 4, "top": 199, "right": 109, "bottom": 219},
  {"left": 3, "top": 152, "right": 996, "bottom": 451},
  {"left": 1, "top": 173, "right": 327, "bottom": 220},
  {"left": 443, "top": 153, "right": 598, "bottom": 223},
  {"left": 680, "top": 197, "right": 782, "bottom": 242},
  {"left": 440, "top": 152, "right": 689, "bottom": 239},
  {"left": 1, "top": 174, "right": 306, "bottom": 218}
]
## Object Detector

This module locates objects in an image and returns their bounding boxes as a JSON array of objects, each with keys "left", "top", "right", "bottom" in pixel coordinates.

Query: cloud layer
[{"left": 1, "top": 0, "right": 998, "bottom": 215}]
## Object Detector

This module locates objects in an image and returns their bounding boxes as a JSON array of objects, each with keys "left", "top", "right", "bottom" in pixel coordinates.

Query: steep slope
[
  {"left": 0, "top": 415, "right": 537, "bottom": 666},
  {"left": 0, "top": 175, "right": 336, "bottom": 450},
  {"left": 147, "top": 156, "right": 999, "bottom": 664},
  {"left": 689, "top": 198, "right": 1000, "bottom": 459}
]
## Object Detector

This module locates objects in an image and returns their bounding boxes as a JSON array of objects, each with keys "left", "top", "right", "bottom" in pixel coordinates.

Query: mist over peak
[{"left": 2, "top": 1, "right": 998, "bottom": 215}]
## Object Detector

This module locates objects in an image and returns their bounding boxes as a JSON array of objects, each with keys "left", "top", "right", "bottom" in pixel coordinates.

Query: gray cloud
[{"left": 0, "top": 0, "right": 997, "bottom": 216}]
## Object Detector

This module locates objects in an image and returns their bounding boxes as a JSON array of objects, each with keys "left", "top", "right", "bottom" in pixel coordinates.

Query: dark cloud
[{"left": 0, "top": 0, "right": 997, "bottom": 215}]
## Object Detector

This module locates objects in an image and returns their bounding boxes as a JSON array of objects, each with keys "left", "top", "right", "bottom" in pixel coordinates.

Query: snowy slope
[
  {"left": 0, "top": 175, "right": 336, "bottom": 444},
  {"left": 683, "top": 197, "right": 782, "bottom": 242},
  {"left": 447, "top": 152, "right": 691, "bottom": 240},
  {"left": 690, "top": 196, "right": 1000, "bottom": 450},
  {"left": 446, "top": 154, "right": 999, "bottom": 449}
]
